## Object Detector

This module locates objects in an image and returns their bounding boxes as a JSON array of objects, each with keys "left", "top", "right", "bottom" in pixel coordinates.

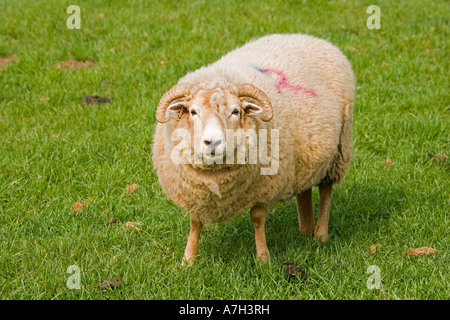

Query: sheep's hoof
[
  {"left": 181, "top": 256, "right": 197, "bottom": 267},
  {"left": 256, "top": 252, "right": 271, "bottom": 263},
  {"left": 314, "top": 231, "right": 329, "bottom": 243}
]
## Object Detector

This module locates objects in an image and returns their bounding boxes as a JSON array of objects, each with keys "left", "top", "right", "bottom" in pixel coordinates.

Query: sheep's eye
[
  {"left": 190, "top": 110, "right": 197, "bottom": 116},
  {"left": 232, "top": 109, "right": 240, "bottom": 115}
]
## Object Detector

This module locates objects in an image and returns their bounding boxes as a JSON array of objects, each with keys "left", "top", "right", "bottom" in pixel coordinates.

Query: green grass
[{"left": 0, "top": 0, "right": 448, "bottom": 300}]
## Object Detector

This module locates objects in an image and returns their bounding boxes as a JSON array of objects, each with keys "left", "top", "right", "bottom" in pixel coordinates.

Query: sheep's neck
[{"left": 179, "top": 163, "right": 259, "bottom": 199}]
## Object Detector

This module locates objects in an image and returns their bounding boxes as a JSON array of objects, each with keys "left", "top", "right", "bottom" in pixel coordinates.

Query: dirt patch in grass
[
  {"left": 407, "top": 247, "right": 438, "bottom": 256},
  {"left": 370, "top": 244, "right": 380, "bottom": 254},
  {"left": 81, "top": 95, "right": 111, "bottom": 105},
  {"left": 0, "top": 54, "right": 17, "bottom": 70},
  {"left": 427, "top": 152, "right": 447, "bottom": 163},
  {"left": 124, "top": 184, "right": 139, "bottom": 194},
  {"left": 383, "top": 158, "right": 395, "bottom": 168},
  {"left": 72, "top": 199, "right": 89, "bottom": 214},
  {"left": 96, "top": 277, "right": 122, "bottom": 290},
  {"left": 122, "top": 221, "right": 142, "bottom": 230},
  {"left": 280, "top": 261, "right": 306, "bottom": 280}
]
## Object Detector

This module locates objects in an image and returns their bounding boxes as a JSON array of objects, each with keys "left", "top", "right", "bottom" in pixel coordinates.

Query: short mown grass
[{"left": 0, "top": 0, "right": 448, "bottom": 299}]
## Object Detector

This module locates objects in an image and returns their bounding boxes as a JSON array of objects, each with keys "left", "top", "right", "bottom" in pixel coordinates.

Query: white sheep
[{"left": 152, "top": 33, "right": 355, "bottom": 265}]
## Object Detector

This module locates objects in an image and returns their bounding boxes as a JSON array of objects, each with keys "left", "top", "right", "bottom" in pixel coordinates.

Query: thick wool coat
[{"left": 152, "top": 34, "right": 354, "bottom": 225}]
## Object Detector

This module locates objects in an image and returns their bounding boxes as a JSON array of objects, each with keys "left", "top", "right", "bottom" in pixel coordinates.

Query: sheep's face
[{"left": 165, "top": 88, "right": 267, "bottom": 169}]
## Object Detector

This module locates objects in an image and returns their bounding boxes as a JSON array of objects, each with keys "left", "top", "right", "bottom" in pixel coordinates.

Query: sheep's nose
[{"left": 203, "top": 138, "right": 222, "bottom": 148}]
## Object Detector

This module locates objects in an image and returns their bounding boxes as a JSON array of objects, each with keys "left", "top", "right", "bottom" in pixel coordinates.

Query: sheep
[{"left": 152, "top": 33, "right": 355, "bottom": 265}]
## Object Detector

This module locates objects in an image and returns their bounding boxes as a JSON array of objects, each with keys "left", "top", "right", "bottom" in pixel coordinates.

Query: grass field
[{"left": 0, "top": 0, "right": 448, "bottom": 300}]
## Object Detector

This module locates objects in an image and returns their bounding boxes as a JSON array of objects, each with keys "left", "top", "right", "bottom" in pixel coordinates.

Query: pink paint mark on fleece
[{"left": 259, "top": 68, "right": 318, "bottom": 98}]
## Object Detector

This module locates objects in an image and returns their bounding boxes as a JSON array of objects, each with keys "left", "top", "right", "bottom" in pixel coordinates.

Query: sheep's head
[{"left": 156, "top": 83, "right": 273, "bottom": 169}]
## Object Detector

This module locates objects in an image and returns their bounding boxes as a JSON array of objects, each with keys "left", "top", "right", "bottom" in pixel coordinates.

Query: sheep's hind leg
[
  {"left": 250, "top": 206, "right": 270, "bottom": 262},
  {"left": 182, "top": 213, "right": 203, "bottom": 266},
  {"left": 314, "top": 182, "right": 333, "bottom": 242},
  {"left": 296, "top": 188, "right": 315, "bottom": 237}
]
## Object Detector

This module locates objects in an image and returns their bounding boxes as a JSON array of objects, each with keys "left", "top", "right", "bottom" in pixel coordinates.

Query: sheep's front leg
[
  {"left": 182, "top": 213, "right": 203, "bottom": 266},
  {"left": 296, "top": 188, "right": 315, "bottom": 237},
  {"left": 314, "top": 182, "right": 333, "bottom": 242},
  {"left": 250, "top": 206, "right": 270, "bottom": 262}
]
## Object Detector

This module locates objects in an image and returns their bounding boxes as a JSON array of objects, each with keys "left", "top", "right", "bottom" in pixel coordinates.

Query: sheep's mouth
[
  {"left": 207, "top": 151, "right": 223, "bottom": 158},
  {"left": 201, "top": 153, "right": 226, "bottom": 163},
  {"left": 192, "top": 149, "right": 230, "bottom": 164},
  {"left": 191, "top": 152, "right": 240, "bottom": 171}
]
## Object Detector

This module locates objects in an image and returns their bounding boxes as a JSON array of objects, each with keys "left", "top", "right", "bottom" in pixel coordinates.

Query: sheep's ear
[
  {"left": 242, "top": 101, "right": 264, "bottom": 116},
  {"left": 167, "top": 102, "right": 188, "bottom": 119}
]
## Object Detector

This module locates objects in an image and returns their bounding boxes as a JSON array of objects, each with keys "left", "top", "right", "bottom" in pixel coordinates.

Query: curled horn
[
  {"left": 156, "top": 83, "right": 193, "bottom": 123},
  {"left": 234, "top": 83, "right": 273, "bottom": 121}
]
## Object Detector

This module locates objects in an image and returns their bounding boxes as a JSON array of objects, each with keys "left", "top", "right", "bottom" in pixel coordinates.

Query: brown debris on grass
[
  {"left": 81, "top": 95, "right": 111, "bottom": 105},
  {"left": 370, "top": 244, "right": 380, "bottom": 254},
  {"left": 280, "top": 261, "right": 306, "bottom": 280},
  {"left": 72, "top": 199, "right": 89, "bottom": 214},
  {"left": 427, "top": 152, "right": 447, "bottom": 163},
  {"left": 96, "top": 277, "right": 122, "bottom": 290},
  {"left": 407, "top": 247, "right": 439, "bottom": 257},
  {"left": 122, "top": 221, "right": 141, "bottom": 230},
  {"left": 0, "top": 54, "right": 17, "bottom": 70},
  {"left": 72, "top": 202, "right": 83, "bottom": 214},
  {"left": 124, "top": 184, "right": 139, "bottom": 194},
  {"left": 383, "top": 158, "right": 395, "bottom": 168},
  {"left": 56, "top": 59, "right": 95, "bottom": 69}
]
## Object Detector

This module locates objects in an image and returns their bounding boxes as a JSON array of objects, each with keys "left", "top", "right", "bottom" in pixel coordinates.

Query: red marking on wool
[{"left": 259, "top": 68, "right": 318, "bottom": 98}]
